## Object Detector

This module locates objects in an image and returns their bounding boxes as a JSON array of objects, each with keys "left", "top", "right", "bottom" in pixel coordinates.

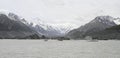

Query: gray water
[{"left": 0, "top": 40, "right": 120, "bottom": 58}]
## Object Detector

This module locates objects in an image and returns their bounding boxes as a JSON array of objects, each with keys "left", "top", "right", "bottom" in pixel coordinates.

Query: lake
[{"left": 0, "top": 40, "right": 120, "bottom": 58}]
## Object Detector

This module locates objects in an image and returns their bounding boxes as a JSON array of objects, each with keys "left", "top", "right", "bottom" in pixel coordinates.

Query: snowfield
[{"left": 0, "top": 40, "right": 120, "bottom": 58}]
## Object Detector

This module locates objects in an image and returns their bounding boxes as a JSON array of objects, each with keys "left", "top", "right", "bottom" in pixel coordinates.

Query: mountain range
[
  {"left": 28, "top": 18, "right": 75, "bottom": 37},
  {"left": 0, "top": 11, "right": 74, "bottom": 38},
  {"left": 0, "top": 11, "right": 120, "bottom": 39}
]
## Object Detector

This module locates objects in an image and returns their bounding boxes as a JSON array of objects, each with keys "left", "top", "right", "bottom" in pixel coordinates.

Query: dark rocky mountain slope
[
  {"left": 67, "top": 16, "right": 117, "bottom": 39},
  {"left": 0, "top": 13, "right": 40, "bottom": 39}
]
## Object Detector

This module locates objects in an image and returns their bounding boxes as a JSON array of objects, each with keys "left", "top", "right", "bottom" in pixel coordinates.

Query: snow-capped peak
[
  {"left": 0, "top": 11, "right": 28, "bottom": 25},
  {"left": 0, "top": 10, "right": 10, "bottom": 15},
  {"left": 94, "top": 16, "right": 120, "bottom": 25},
  {"left": 90, "top": 16, "right": 116, "bottom": 26},
  {"left": 29, "top": 17, "right": 77, "bottom": 36},
  {"left": 95, "top": 16, "right": 114, "bottom": 22},
  {"left": 30, "top": 18, "right": 49, "bottom": 30}
]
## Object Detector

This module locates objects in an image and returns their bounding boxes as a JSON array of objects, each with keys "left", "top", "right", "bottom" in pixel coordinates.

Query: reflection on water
[{"left": 0, "top": 40, "right": 120, "bottom": 58}]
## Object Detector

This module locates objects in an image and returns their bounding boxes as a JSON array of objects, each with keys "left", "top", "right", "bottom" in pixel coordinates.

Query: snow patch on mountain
[
  {"left": 113, "top": 17, "right": 120, "bottom": 25},
  {"left": 50, "top": 23, "right": 78, "bottom": 34},
  {"left": 0, "top": 10, "right": 10, "bottom": 15}
]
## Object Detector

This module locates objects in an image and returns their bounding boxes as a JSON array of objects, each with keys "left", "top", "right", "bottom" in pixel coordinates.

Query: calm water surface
[{"left": 0, "top": 40, "right": 120, "bottom": 58}]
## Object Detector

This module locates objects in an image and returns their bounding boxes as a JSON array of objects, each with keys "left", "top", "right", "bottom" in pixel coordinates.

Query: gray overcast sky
[{"left": 0, "top": 0, "right": 120, "bottom": 27}]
